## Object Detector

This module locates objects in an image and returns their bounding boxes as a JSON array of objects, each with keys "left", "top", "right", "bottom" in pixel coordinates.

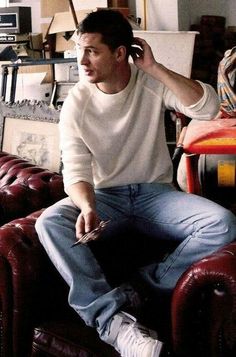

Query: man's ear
[{"left": 115, "top": 46, "right": 127, "bottom": 62}]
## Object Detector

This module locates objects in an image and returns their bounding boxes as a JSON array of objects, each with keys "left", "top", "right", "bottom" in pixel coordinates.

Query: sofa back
[{"left": 0, "top": 151, "right": 65, "bottom": 225}]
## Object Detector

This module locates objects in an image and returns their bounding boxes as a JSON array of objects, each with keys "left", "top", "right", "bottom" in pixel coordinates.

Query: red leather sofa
[
  {"left": 0, "top": 151, "right": 65, "bottom": 225},
  {"left": 0, "top": 152, "right": 236, "bottom": 357}
]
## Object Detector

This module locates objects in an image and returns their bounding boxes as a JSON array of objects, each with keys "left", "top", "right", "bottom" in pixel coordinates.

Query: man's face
[{"left": 77, "top": 32, "right": 118, "bottom": 84}]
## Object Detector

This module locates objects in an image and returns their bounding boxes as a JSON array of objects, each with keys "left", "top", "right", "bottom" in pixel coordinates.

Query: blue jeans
[{"left": 35, "top": 183, "right": 236, "bottom": 337}]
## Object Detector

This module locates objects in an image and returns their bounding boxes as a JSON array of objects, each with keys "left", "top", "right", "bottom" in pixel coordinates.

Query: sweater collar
[{"left": 92, "top": 64, "right": 137, "bottom": 103}]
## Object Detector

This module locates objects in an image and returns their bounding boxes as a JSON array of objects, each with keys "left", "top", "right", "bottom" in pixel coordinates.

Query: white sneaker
[{"left": 105, "top": 311, "right": 163, "bottom": 357}]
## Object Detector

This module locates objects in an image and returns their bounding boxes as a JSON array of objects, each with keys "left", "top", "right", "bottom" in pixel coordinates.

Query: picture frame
[{"left": 0, "top": 100, "right": 61, "bottom": 172}]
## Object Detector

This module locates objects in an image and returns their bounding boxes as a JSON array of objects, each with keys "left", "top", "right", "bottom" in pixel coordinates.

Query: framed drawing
[{"left": 0, "top": 100, "right": 61, "bottom": 172}]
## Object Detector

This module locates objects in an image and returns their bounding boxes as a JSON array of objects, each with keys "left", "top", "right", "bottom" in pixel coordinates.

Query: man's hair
[{"left": 77, "top": 9, "right": 134, "bottom": 58}]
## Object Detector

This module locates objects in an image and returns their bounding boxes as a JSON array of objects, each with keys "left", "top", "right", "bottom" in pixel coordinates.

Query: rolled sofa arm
[
  {"left": 0, "top": 210, "right": 70, "bottom": 357},
  {"left": 171, "top": 242, "right": 236, "bottom": 357},
  {"left": 0, "top": 152, "right": 66, "bottom": 225}
]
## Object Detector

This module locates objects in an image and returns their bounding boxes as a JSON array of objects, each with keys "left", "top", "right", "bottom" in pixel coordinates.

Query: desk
[{"left": 183, "top": 119, "right": 236, "bottom": 194}]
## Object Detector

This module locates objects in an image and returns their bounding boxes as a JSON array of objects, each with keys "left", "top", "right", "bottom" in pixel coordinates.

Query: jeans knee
[
  {"left": 35, "top": 212, "right": 43, "bottom": 232},
  {"left": 35, "top": 206, "right": 59, "bottom": 242},
  {"left": 35, "top": 211, "right": 50, "bottom": 242},
  {"left": 225, "top": 209, "right": 236, "bottom": 235},
  {"left": 213, "top": 207, "right": 236, "bottom": 243}
]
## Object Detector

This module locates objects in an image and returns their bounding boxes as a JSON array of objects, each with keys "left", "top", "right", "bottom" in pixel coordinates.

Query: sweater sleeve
[
  {"left": 59, "top": 93, "right": 94, "bottom": 192},
  {"left": 163, "top": 81, "right": 220, "bottom": 120}
]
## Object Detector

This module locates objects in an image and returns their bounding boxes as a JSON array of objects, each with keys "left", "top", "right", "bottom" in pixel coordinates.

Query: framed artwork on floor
[{"left": 0, "top": 100, "right": 61, "bottom": 172}]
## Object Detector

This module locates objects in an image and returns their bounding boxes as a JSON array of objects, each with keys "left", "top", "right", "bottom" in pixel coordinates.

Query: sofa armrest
[
  {"left": 0, "top": 152, "right": 66, "bottom": 225},
  {"left": 171, "top": 242, "right": 236, "bottom": 357},
  {"left": 0, "top": 211, "right": 70, "bottom": 356}
]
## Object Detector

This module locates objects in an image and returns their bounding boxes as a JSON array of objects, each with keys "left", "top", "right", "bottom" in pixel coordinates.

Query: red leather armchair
[{"left": 0, "top": 210, "right": 235, "bottom": 356}]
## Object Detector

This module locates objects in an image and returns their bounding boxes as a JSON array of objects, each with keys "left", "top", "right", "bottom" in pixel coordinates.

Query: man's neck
[{"left": 96, "top": 63, "right": 131, "bottom": 94}]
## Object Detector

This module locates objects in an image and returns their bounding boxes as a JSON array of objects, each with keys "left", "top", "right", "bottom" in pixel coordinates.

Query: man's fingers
[
  {"left": 75, "top": 211, "right": 99, "bottom": 239},
  {"left": 131, "top": 46, "right": 143, "bottom": 58},
  {"left": 72, "top": 220, "right": 111, "bottom": 247},
  {"left": 76, "top": 214, "right": 85, "bottom": 238}
]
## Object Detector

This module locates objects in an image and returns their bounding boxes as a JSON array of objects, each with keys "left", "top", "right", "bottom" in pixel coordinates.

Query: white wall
[
  {"left": 226, "top": 0, "right": 236, "bottom": 27},
  {"left": 135, "top": 0, "right": 180, "bottom": 30},
  {"left": 148, "top": 0, "right": 179, "bottom": 31},
  {"left": 188, "top": 0, "right": 236, "bottom": 27},
  {"left": 188, "top": 0, "right": 227, "bottom": 25},
  {"left": 178, "top": 0, "right": 191, "bottom": 31},
  {"left": 134, "top": 0, "right": 236, "bottom": 30}
]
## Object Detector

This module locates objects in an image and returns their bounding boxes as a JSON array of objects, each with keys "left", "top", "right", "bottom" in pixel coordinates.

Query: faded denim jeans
[{"left": 35, "top": 183, "right": 236, "bottom": 337}]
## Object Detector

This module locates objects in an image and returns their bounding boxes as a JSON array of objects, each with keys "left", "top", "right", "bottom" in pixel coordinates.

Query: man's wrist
[{"left": 146, "top": 62, "right": 168, "bottom": 80}]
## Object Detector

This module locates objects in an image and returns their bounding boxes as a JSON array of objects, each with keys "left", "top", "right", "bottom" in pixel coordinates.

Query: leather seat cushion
[{"left": 31, "top": 320, "right": 120, "bottom": 357}]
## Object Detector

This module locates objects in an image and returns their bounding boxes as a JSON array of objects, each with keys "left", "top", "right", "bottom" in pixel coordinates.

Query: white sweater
[{"left": 59, "top": 64, "right": 219, "bottom": 190}]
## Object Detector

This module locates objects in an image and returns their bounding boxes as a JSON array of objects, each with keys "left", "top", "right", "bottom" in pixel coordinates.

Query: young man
[{"left": 36, "top": 9, "right": 236, "bottom": 357}]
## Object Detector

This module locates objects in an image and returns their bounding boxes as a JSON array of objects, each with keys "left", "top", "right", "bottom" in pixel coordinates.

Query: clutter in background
[{"left": 190, "top": 15, "right": 236, "bottom": 89}]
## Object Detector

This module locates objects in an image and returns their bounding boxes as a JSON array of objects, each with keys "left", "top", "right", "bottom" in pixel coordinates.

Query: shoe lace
[{"left": 117, "top": 321, "right": 157, "bottom": 357}]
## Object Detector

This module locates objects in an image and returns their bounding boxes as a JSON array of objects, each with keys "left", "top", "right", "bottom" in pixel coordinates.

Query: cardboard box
[
  {"left": 29, "top": 33, "right": 43, "bottom": 51},
  {"left": 18, "top": 64, "right": 53, "bottom": 83},
  {"left": 13, "top": 82, "right": 53, "bottom": 102},
  {"left": 47, "top": 10, "right": 92, "bottom": 35},
  {"left": 45, "top": 9, "right": 93, "bottom": 53},
  {"left": 54, "top": 62, "right": 79, "bottom": 82},
  {"left": 54, "top": 34, "right": 76, "bottom": 53},
  {"left": 41, "top": 0, "right": 69, "bottom": 18},
  {"left": 0, "top": 60, "right": 53, "bottom": 83},
  {"left": 41, "top": 23, "right": 50, "bottom": 41}
]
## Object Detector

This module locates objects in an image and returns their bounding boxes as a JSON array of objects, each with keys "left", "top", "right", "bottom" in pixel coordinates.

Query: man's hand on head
[{"left": 131, "top": 37, "right": 157, "bottom": 73}]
